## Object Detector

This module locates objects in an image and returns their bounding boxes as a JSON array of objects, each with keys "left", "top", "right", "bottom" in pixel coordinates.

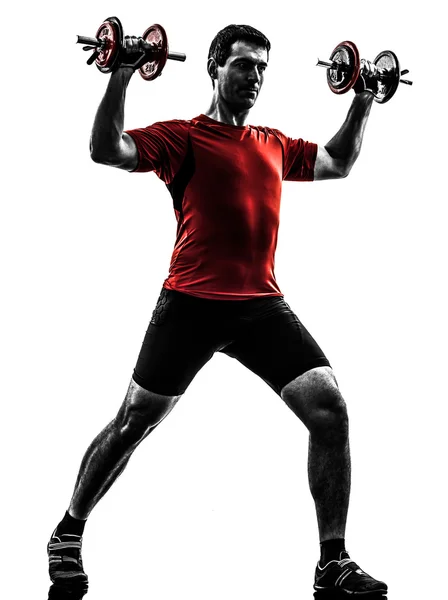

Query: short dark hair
[{"left": 208, "top": 24, "right": 271, "bottom": 68}]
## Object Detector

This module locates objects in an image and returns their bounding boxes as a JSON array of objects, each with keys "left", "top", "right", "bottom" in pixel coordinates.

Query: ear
[{"left": 207, "top": 57, "right": 218, "bottom": 81}]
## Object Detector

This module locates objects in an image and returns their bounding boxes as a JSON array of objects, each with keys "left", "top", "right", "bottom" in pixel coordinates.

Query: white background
[{"left": 2, "top": 1, "right": 446, "bottom": 598}]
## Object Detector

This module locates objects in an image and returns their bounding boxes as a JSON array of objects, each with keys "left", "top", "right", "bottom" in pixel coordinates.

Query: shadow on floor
[{"left": 47, "top": 583, "right": 388, "bottom": 599}]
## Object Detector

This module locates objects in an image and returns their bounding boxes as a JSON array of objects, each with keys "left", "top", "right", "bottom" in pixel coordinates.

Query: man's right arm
[{"left": 90, "top": 67, "right": 139, "bottom": 172}]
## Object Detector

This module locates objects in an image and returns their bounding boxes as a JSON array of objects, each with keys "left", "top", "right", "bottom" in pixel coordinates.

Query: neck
[{"left": 204, "top": 96, "right": 250, "bottom": 127}]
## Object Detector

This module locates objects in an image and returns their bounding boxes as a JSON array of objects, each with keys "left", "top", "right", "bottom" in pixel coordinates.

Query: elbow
[
  {"left": 90, "top": 140, "right": 109, "bottom": 165},
  {"left": 338, "top": 159, "right": 354, "bottom": 179},
  {"left": 90, "top": 150, "right": 104, "bottom": 164},
  {"left": 90, "top": 140, "right": 103, "bottom": 164},
  {"left": 90, "top": 145, "right": 119, "bottom": 166},
  {"left": 323, "top": 148, "right": 351, "bottom": 179},
  {"left": 330, "top": 164, "right": 349, "bottom": 180},
  {"left": 89, "top": 134, "right": 120, "bottom": 166},
  {"left": 89, "top": 134, "right": 136, "bottom": 171}
]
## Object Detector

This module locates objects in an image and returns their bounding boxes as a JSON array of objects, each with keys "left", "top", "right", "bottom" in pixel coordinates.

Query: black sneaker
[
  {"left": 47, "top": 530, "right": 88, "bottom": 590},
  {"left": 314, "top": 551, "right": 387, "bottom": 596}
]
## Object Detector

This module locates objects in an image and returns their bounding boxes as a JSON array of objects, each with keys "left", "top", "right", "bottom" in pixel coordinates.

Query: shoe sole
[
  {"left": 48, "top": 583, "right": 88, "bottom": 599},
  {"left": 314, "top": 589, "right": 387, "bottom": 598}
]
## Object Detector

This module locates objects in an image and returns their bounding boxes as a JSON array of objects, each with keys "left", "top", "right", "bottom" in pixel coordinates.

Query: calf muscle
[{"left": 68, "top": 380, "right": 181, "bottom": 520}]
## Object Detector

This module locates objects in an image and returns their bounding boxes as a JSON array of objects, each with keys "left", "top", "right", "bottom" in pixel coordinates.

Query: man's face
[{"left": 214, "top": 41, "right": 268, "bottom": 111}]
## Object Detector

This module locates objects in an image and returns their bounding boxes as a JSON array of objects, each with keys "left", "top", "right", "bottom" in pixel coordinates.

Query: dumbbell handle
[
  {"left": 317, "top": 59, "right": 346, "bottom": 70},
  {"left": 167, "top": 51, "right": 187, "bottom": 62},
  {"left": 317, "top": 56, "right": 412, "bottom": 85},
  {"left": 76, "top": 35, "right": 186, "bottom": 62},
  {"left": 77, "top": 35, "right": 101, "bottom": 46}
]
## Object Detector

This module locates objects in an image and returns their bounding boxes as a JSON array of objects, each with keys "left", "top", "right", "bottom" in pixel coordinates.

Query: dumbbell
[
  {"left": 76, "top": 16, "right": 186, "bottom": 80},
  {"left": 316, "top": 41, "right": 412, "bottom": 103}
]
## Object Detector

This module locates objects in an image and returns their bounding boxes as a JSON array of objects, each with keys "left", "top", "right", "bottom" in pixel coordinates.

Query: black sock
[
  {"left": 320, "top": 538, "right": 346, "bottom": 566},
  {"left": 55, "top": 511, "right": 87, "bottom": 537}
]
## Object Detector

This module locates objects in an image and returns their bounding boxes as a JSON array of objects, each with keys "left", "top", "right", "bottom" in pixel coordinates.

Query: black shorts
[{"left": 133, "top": 288, "right": 331, "bottom": 397}]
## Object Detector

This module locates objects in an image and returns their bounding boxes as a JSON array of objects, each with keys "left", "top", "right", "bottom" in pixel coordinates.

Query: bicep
[
  {"left": 117, "top": 133, "right": 139, "bottom": 172},
  {"left": 90, "top": 132, "right": 139, "bottom": 171},
  {"left": 314, "top": 145, "right": 347, "bottom": 181}
]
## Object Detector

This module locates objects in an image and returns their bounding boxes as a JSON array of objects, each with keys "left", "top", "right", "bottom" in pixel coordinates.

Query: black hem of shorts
[
  {"left": 131, "top": 371, "right": 186, "bottom": 396},
  {"left": 132, "top": 357, "right": 332, "bottom": 398},
  {"left": 275, "top": 357, "right": 332, "bottom": 396}
]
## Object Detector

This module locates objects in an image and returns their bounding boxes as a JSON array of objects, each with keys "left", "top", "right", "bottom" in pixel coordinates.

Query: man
[{"left": 48, "top": 25, "right": 387, "bottom": 596}]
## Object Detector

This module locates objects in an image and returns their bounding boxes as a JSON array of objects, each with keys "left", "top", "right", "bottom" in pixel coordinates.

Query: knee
[
  {"left": 282, "top": 370, "right": 348, "bottom": 443},
  {"left": 307, "top": 392, "right": 349, "bottom": 443},
  {"left": 114, "top": 380, "right": 181, "bottom": 445}
]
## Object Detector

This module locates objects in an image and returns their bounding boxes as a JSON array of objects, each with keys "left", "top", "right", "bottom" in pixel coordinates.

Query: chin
[
  {"left": 238, "top": 98, "right": 256, "bottom": 110},
  {"left": 226, "top": 95, "right": 256, "bottom": 112}
]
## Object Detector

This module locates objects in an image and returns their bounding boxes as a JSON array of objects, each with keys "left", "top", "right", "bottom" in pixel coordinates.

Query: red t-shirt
[{"left": 126, "top": 114, "right": 317, "bottom": 300}]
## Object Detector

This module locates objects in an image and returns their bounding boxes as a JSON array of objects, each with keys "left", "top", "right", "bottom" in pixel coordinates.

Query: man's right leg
[
  {"left": 69, "top": 378, "right": 181, "bottom": 519},
  {"left": 48, "top": 378, "right": 181, "bottom": 587}
]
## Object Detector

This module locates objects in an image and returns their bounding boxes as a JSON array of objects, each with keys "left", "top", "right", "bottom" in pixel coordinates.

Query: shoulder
[
  {"left": 250, "top": 124, "right": 288, "bottom": 143},
  {"left": 144, "top": 118, "right": 192, "bottom": 134},
  {"left": 130, "top": 119, "right": 192, "bottom": 149}
]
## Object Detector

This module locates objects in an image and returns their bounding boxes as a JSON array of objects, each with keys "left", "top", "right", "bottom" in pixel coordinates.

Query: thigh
[
  {"left": 133, "top": 288, "right": 224, "bottom": 395},
  {"left": 221, "top": 298, "right": 331, "bottom": 396}
]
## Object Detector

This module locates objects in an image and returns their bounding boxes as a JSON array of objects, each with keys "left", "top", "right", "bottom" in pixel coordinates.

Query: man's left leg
[
  {"left": 220, "top": 296, "right": 387, "bottom": 594},
  {"left": 281, "top": 366, "right": 349, "bottom": 545},
  {"left": 281, "top": 366, "right": 387, "bottom": 595}
]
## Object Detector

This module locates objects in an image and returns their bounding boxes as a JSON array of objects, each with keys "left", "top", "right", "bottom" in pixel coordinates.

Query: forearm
[
  {"left": 90, "top": 67, "right": 134, "bottom": 165},
  {"left": 325, "top": 91, "right": 374, "bottom": 176}
]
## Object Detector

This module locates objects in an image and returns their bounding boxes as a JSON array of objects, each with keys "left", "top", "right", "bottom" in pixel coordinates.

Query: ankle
[
  {"left": 55, "top": 510, "right": 87, "bottom": 537},
  {"left": 319, "top": 538, "right": 346, "bottom": 567}
]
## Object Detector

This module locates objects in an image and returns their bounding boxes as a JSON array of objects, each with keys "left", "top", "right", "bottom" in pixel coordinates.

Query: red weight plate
[
  {"left": 95, "top": 17, "right": 123, "bottom": 73},
  {"left": 327, "top": 40, "right": 360, "bottom": 94},
  {"left": 139, "top": 24, "right": 168, "bottom": 81},
  {"left": 372, "top": 50, "right": 400, "bottom": 103}
]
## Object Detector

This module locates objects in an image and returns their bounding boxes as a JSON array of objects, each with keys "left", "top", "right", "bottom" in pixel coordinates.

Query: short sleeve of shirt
[
  {"left": 270, "top": 129, "right": 318, "bottom": 182},
  {"left": 125, "top": 120, "right": 190, "bottom": 183}
]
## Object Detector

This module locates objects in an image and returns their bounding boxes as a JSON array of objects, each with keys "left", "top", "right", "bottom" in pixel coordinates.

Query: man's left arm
[{"left": 314, "top": 91, "right": 374, "bottom": 181}]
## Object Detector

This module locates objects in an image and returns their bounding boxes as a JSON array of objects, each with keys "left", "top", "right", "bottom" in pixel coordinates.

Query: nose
[{"left": 248, "top": 66, "right": 261, "bottom": 85}]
